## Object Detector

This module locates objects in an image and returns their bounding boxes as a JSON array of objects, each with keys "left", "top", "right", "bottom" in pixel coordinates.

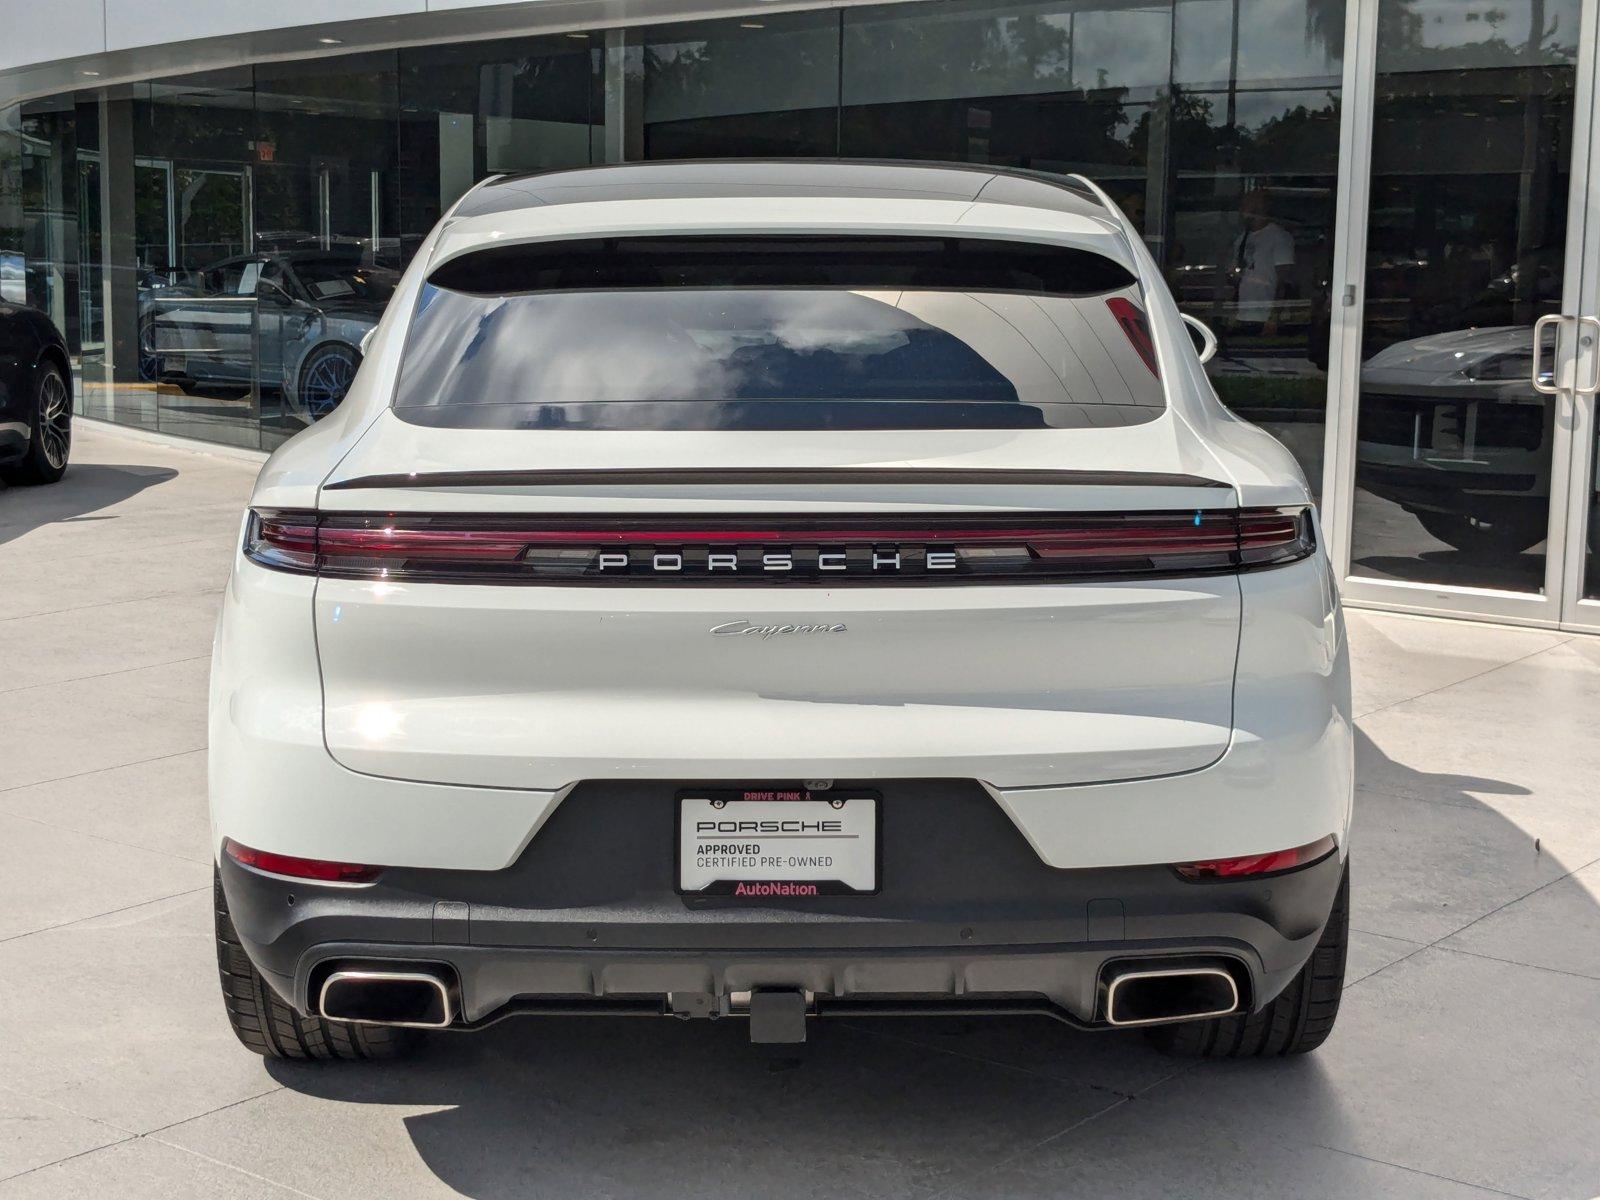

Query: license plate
[{"left": 677, "top": 788, "right": 879, "bottom": 896}]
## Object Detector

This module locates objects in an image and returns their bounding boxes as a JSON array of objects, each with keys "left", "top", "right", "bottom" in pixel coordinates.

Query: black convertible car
[{"left": 0, "top": 301, "right": 71, "bottom": 485}]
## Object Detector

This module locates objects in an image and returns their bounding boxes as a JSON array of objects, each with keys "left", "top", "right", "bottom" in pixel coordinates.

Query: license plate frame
[{"left": 675, "top": 787, "right": 881, "bottom": 897}]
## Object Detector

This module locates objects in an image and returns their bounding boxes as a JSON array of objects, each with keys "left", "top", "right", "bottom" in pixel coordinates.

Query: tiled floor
[{"left": 3, "top": 423, "right": 1597, "bottom": 1199}]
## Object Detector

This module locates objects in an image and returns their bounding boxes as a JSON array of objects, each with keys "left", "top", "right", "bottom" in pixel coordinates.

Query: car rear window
[{"left": 393, "top": 236, "right": 1166, "bottom": 431}]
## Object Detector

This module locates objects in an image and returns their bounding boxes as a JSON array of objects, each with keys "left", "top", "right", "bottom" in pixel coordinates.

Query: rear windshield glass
[{"left": 393, "top": 236, "right": 1165, "bottom": 431}]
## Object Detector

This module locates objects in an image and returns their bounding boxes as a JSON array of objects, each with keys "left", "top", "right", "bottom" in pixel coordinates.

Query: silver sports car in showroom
[
  {"left": 140, "top": 249, "right": 398, "bottom": 423},
  {"left": 1356, "top": 324, "right": 1556, "bottom": 553}
]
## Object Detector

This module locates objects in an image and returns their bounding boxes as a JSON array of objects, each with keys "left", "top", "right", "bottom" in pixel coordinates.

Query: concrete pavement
[{"left": 2, "top": 422, "right": 1598, "bottom": 1199}]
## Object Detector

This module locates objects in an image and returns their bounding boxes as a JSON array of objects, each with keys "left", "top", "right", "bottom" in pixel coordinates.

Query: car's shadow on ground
[
  {"left": 0, "top": 462, "right": 177, "bottom": 547},
  {"left": 267, "top": 1013, "right": 1337, "bottom": 1198},
  {"left": 263, "top": 734, "right": 1574, "bottom": 1199}
]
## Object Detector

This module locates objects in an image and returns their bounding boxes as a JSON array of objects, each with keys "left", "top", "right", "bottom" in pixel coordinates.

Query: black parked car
[{"left": 0, "top": 301, "right": 71, "bottom": 486}]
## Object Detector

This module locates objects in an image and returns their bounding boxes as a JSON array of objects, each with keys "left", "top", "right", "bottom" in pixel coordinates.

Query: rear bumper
[{"left": 219, "top": 779, "right": 1345, "bottom": 1027}]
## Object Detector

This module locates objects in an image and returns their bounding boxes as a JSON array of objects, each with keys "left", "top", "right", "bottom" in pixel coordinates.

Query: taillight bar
[
  {"left": 244, "top": 507, "right": 1315, "bottom": 585},
  {"left": 1238, "top": 508, "right": 1317, "bottom": 567}
]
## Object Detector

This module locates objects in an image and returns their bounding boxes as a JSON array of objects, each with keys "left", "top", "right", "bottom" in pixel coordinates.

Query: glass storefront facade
[
  {"left": 3, "top": 34, "right": 603, "bottom": 449},
  {"left": 1, "top": 0, "right": 1347, "bottom": 467},
  {"left": 6, "top": 0, "right": 1600, "bottom": 627}
]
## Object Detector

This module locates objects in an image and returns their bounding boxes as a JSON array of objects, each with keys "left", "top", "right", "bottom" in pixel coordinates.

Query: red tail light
[
  {"left": 1239, "top": 509, "right": 1314, "bottom": 566},
  {"left": 223, "top": 838, "right": 382, "bottom": 884},
  {"left": 1175, "top": 835, "right": 1337, "bottom": 881},
  {"left": 244, "top": 507, "right": 1314, "bottom": 585}
]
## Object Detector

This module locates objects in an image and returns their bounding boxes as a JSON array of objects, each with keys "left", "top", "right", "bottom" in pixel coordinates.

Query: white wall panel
[
  {"left": 423, "top": 0, "right": 554, "bottom": 8},
  {"left": 103, "top": 0, "right": 425, "bottom": 56}
]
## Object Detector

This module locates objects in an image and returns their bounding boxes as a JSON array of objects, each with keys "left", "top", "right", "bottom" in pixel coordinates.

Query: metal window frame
[
  {"left": 1554, "top": 4, "right": 1600, "bottom": 630},
  {"left": 1322, "top": 0, "right": 1600, "bottom": 631},
  {"left": 133, "top": 155, "right": 176, "bottom": 268}
]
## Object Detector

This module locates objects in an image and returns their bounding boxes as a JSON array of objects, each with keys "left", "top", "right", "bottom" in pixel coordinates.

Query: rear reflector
[
  {"left": 1174, "top": 835, "right": 1338, "bottom": 881},
  {"left": 244, "top": 507, "right": 1315, "bottom": 585},
  {"left": 223, "top": 839, "right": 382, "bottom": 884}
]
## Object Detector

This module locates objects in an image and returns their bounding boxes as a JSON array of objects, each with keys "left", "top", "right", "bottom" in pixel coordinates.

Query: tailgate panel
[
  {"left": 312, "top": 417, "right": 1243, "bottom": 791},
  {"left": 315, "top": 574, "right": 1238, "bottom": 790}
]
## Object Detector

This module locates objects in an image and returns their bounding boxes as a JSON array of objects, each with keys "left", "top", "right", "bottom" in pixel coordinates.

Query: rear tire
[
  {"left": 214, "top": 867, "right": 417, "bottom": 1061},
  {"left": 1147, "top": 862, "right": 1348, "bottom": 1058}
]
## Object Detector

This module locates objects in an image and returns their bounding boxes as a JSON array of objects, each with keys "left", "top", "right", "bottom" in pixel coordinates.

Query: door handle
[
  {"left": 1531, "top": 314, "right": 1564, "bottom": 395},
  {"left": 1531, "top": 314, "right": 1600, "bottom": 396}
]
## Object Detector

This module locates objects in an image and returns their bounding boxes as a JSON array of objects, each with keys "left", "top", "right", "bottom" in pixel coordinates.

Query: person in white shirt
[{"left": 1230, "top": 190, "right": 1296, "bottom": 336}]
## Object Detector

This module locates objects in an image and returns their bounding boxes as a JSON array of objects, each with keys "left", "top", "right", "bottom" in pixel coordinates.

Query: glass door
[
  {"left": 1554, "top": 11, "right": 1600, "bottom": 630},
  {"left": 1332, "top": 0, "right": 1592, "bottom": 626}
]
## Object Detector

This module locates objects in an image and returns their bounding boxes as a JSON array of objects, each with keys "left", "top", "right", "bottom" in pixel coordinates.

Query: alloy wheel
[
  {"left": 39, "top": 371, "right": 70, "bottom": 470},
  {"left": 301, "top": 349, "right": 357, "bottom": 420}
]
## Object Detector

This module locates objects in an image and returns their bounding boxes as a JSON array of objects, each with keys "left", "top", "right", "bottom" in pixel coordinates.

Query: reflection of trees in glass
[
  {"left": 1134, "top": 89, "right": 1338, "bottom": 175},
  {"left": 0, "top": 128, "right": 21, "bottom": 253},
  {"left": 175, "top": 169, "right": 245, "bottom": 270},
  {"left": 846, "top": 14, "right": 1131, "bottom": 160},
  {"left": 252, "top": 166, "right": 317, "bottom": 245},
  {"left": 135, "top": 167, "right": 169, "bottom": 270},
  {"left": 1375, "top": 0, "right": 1579, "bottom": 70},
  {"left": 256, "top": 65, "right": 394, "bottom": 110},
  {"left": 988, "top": 11, "right": 1073, "bottom": 86},
  {"left": 842, "top": 7, "right": 1076, "bottom": 101},
  {"left": 1241, "top": 95, "right": 1340, "bottom": 171},
  {"left": 843, "top": 84, "right": 1136, "bottom": 173},
  {"left": 139, "top": 96, "right": 252, "bottom": 161},
  {"left": 401, "top": 38, "right": 599, "bottom": 130},
  {"left": 1304, "top": 0, "right": 1347, "bottom": 60},
  {"left": 1364, "top": 1, "right": 1578, "bottom": 342},
  {"left": 75, "top": 159, "right": 103, "bottom": 345},
  {"left": 646, "top": 30, "right": 836, "bottom": 120},
  {"left": 1133, "top": 90, "right": 1216, "bottom": 171},
  {"left": 1041, "top": 89, "right": 1137, "bottom": 165}
]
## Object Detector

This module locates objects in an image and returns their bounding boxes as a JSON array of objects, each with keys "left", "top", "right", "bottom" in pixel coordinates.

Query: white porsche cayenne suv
[{"left": 210, "top": 160, "right": 1351, "bottom": 1061}]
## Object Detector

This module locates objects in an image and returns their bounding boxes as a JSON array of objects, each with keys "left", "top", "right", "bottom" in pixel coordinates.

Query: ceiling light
[
  {"left": 741, "top": 21, "right": 765, "bottom": 27},
  {"left": 317, "top": 36, "right": 343, "bottom": 45},
  {"left": 80, "top": 69, "right": 101, "bottom": 77},
  {"left": 565, "top": 31, "right": 590, "bottom": 39}
]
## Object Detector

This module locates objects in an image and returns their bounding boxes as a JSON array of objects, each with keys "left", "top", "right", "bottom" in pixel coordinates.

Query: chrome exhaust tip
[
  {"left": 318, "top": 968, "right": 454, "bottom": 1029},
  {"left": 1103, "top": 965, "right": 1240, "bottom": 1028}
]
